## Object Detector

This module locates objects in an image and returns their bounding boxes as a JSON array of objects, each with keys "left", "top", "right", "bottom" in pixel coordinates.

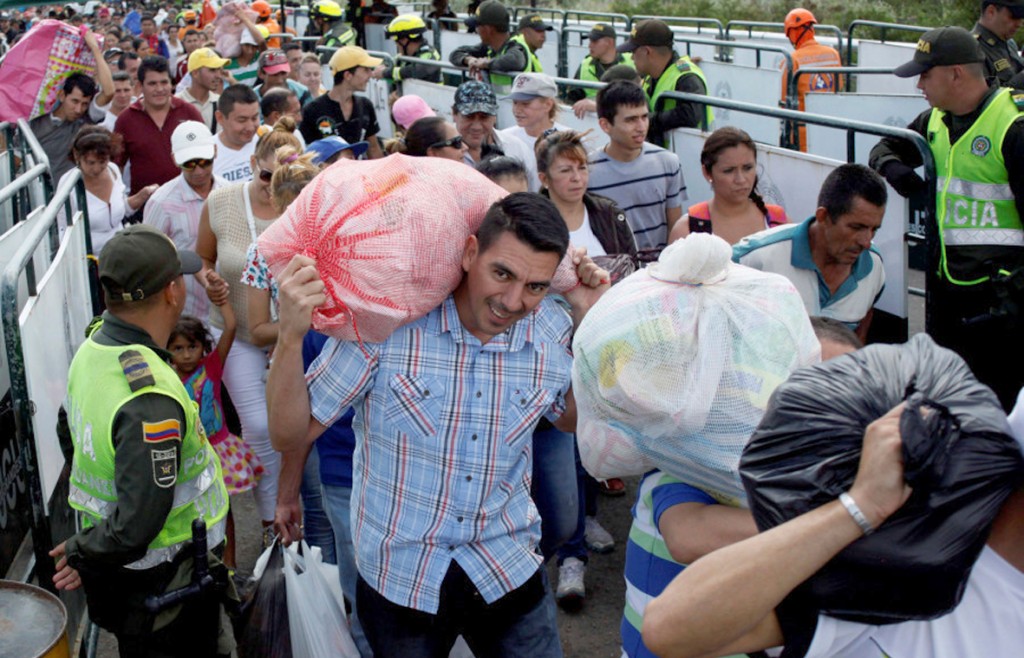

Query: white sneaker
[
  {"left": 585, "top": 516, "right": 615, "bottom": 554},
  {"left": 556, "top": 557, "right": 586, "bottom": 610}
]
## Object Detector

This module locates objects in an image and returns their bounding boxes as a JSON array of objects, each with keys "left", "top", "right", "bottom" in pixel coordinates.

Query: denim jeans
[
  {"left": 556, "top": 444, "right": 597, "bottom": 565},
  {"left": 322, "top": 483, "right": 374, "bottom": 657},
  {"left": 530, "top": 426, "right": 578, "bottom": 560},
  {"left": 357, "top": 563, "right": 563, "bottom": 658},
  {"left": 300, "top": 448, "right": 335, "bottom": 564}
]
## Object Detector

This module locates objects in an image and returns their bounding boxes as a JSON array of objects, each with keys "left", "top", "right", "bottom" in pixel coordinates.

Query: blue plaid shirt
[{"left": 307, "top": 294, "right": 573, "bottom": 613}]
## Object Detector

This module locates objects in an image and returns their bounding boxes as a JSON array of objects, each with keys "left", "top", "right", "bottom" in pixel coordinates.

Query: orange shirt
[{"left": 262, "top": 18, "right": 283, "bottom": 49}]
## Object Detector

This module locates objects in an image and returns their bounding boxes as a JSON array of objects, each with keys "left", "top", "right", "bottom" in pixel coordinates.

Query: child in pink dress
[{"left": 168, "top": 300, "right": 262, "bottom": 569}]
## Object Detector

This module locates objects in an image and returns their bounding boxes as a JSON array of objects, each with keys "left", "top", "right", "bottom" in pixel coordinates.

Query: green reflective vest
[
  {"left": 648, "top": 55, "right": 714, "bottom": 131},
  {"left": 510, "top": 34, "right": 543, "bottom": 73},
  {"left": 66, "top": 332, "right": 229, "bottom": 570},
  {"left": 578, "top": 52, "right": 634, "bottom": 97},
  {"left": 392, "top": 43, "right": 441, "bottom": 82},
  {"left": 928, "top": 87, "right": 1024, "bottom": 285}
]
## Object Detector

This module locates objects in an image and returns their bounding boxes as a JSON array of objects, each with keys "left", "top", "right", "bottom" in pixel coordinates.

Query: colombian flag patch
[{"left": 143, "top": 419, "right": 182, "bottom": 443}]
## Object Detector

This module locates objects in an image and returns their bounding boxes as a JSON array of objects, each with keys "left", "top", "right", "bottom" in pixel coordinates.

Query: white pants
[{"left": 212, "top": 330, "right": 280, "bottom": 522}]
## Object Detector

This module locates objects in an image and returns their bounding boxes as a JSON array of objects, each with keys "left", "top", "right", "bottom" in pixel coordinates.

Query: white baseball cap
[
  {"left": 171, "top": 121, "right": 216, "bottom": 165},
  {"left": 508, "top": 73, "right": 557, "bottom": 101}
]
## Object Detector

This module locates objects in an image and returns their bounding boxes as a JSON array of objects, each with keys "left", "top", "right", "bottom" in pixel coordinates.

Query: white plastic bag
[
  {"left": 572, "top": 233, "right": 820, "bottom": 506},
  {"left": 283, "top": 540, "right": 359, "bottom": 658}
]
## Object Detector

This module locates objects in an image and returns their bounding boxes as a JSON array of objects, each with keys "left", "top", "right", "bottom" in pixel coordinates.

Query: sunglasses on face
[
  {"left": 258, "top": 167, "right": 275, "bottom": 183},
  {"left": 429, "top": 135, "right": 463, "bottom": 150},
  {"left": 181, "top": 158, "right": 213, "bottom": 170}
]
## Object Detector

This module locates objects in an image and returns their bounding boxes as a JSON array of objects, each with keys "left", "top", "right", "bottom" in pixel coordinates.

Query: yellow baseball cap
[
  {"left": 329, "top": 46, "right": 383, "bottom": 74},
  {"left": 188, "top": 47, "right": 230, "bottom": 73}
]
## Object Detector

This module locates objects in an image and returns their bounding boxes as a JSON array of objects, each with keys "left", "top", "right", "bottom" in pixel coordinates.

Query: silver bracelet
[{"left": 839, "top": 492, "right": 875, "bottom": 536}]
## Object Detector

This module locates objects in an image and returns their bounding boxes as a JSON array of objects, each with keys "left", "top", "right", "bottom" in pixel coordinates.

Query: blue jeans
[
  {"left": 556, "top": 445, "right": 597, "bottom": 565},
  {"left": 300, "top": 448, "right": 336, "bottom": 564},
  {"left": 531, "top": 426, "right": 578, "bottom": 560},
  {"left": 357, "top": 563, "right": 563, "bottom": 658},
  {"left": 322, "top": 483, "right": 374, "bottom": 658}
]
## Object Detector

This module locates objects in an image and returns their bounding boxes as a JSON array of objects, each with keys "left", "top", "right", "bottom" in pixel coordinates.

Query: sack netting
[
  {"left": 257, "top": 155, "right": 578, "bottom": 343},
  {"left": 572, "top": 233, "right": 820, "bottom": 505}
]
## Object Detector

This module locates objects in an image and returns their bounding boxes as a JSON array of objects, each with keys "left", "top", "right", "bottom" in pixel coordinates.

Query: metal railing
[
  {"left": 561, "top": 10, "right": 631, "bottom": 30},
  {"left": 845, "top": 20, "right": 930, "bottom": 65},
  {"left": 789, "top": 65, "right": 896, "bottom": 97},
  {"left": 725, "top": 19, "right": 845, "bottom": 60},
  {"left": 668, "top": 34, "right": 793, "bottom": 81},
  {"left": 0, "top": 120, "right": 54, "bottom": 230},
  {"left": 633, "top": 15, "right": 725, "bottom": 40},
  {"left": 510, "top": 6, "right": 565, "bottom": 22}
]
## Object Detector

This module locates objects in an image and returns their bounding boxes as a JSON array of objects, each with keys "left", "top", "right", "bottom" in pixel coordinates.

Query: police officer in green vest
[
  {"left": 511, "top": 13, "right": 552, "bottom": 73},
  {"left": 972, "top": 0, "right": 1024, "bottom": 88},
  {"left": 449, "top": 0, "right": 528, "bottom": 90},
  {"left": 311, "top": 0, "right": 357, "bottom": 64},
  {"left": 870, "top": 27, "right": 1024, "bottom": 410},
  {"left": 50, "top": 225, "right": 233, "bottom": 656},
  {"left": 618, "top": 19, "right": 713, "bottom": 147},
  {"left": 570, "top": 23, "right": 634, "bottom": 102},
  {"left": 385, "top": 13, "right": 442, "bottom": 83}
]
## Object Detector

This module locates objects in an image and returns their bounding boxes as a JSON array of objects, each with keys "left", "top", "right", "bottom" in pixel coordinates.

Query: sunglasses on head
[
  {"left": 258, "top": 167, "right": 275, "bottom": 183},
  {"left": 429, "top": 135, "right": 463, "bottom": 150},
  {"left": 181, "top": 158, "right": 213, "bottom": 170}
]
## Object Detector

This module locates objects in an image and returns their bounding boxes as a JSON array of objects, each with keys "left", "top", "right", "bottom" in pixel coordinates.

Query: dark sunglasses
[
  {"left": 181, "top": 158, "right": 213, "bottom": 170},
  {"left": 258, "top": 167, "right": 275, "bottom": 183},
  {"left": 429, "top": 135, "right": 463, "bottom": 150}
]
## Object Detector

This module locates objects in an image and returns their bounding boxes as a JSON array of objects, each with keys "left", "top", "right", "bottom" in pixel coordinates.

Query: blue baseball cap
[{"left": 305, "top": 136, "right": 368, "bottom": 164}]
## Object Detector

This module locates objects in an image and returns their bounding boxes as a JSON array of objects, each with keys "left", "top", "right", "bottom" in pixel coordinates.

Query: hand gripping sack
[
  {"left": 214, "top": 2, "right": 260, "bottom": 59},
  {"left": 572, "top": 233, "right": 820, "bottom": 505},
  {"left": 0, "top": 20, "right": 99, "bottom": 122},
  {"left": 739, "top": 333, "right": 1024, "bottom": 623},
  {"left": 257, "top": 155, "right": 577, "bottom": 343}
]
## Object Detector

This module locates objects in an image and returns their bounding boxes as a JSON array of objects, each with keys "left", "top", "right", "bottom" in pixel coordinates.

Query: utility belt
[
  {"left": 78, "top": 523, "right": 232, "bottom": 638},
  {"left": 954, "top": 265, "right": 1024, "bottom": 328}
]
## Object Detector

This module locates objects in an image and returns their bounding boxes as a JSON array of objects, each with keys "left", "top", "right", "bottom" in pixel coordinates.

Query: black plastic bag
[
  {"left": 740, "top": 333, "right": 1024, "bottom": 624},
  {"left": 235, "top": 542, "right": 291, "bottom": 658}
]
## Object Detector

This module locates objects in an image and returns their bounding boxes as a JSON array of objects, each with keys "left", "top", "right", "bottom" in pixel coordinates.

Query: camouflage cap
[{"left": 454, "top": 80, "right": 499, "bottom": 116}]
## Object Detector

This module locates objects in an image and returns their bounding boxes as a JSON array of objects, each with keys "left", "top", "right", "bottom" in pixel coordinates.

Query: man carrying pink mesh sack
[{"left": 266, "top": 170, "right": 608, "bottom": 653}]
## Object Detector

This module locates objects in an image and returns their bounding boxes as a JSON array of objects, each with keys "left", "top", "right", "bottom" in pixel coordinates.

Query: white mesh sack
[{"left": 572, "top": 233, "right": 821, "bottom": 506}]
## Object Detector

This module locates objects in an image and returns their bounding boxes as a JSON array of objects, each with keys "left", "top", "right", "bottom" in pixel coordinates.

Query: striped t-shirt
[
  {"left": 622, "top": 472, "right": 719, "bottom": 658},
  {"left": 587, "top": 144, "right": 686, "bottom": 251}
]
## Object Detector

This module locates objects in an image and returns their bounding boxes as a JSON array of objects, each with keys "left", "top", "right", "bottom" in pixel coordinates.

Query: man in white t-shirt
[
  {"left": 641, "top": 402, "right": 1024, "bottom": 658},
  {"left": 212, "top": 84, "right": 260, "bottom": 183}
]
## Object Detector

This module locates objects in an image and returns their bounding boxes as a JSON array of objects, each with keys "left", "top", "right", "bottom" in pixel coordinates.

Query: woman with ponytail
[{"left": 670, "top": 127, "right": 790, "bottom": 246}]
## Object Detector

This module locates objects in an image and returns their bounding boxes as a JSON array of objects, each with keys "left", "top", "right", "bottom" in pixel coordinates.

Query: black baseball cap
[
  {"left": 465, "top": 0, "right": 509, "bottom": 31},
  {"left": 99, "top": 225, "right": 203, "bottom": 302},
  {"left": 893, "top": 26, "right": 986, "bottom": 78},
  {"left": 617, "top": 19, "right": 674, "bottom": 53},
  {"left": 589, "top": 23, "right": 617, "bottom": 40},
  {"left": 518, "top": 13, "right": 553, "bottom": 31},
  {"left": 989, "top": 0, "right": 1024, "bottom": 19}
]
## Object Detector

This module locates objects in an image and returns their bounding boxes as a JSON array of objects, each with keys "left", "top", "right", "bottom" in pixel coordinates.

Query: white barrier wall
[
  {"left": 437, "top": 30, "right": 480, "bottom": 65},
  {"left": 359, "top": 78, "right": 394, "bottom": 140},
  {"left": 19, "top": 216, "right": 92, "bottom": 503},
  {"left": 671, "top": 129, "right": 908, "bottom": 322},
  {"left": 402, "top": 78, "right": 457, "bottom": 119},
  {"left": 804, "top": 92, "right": 928, "bottom": 162},
  {"left": 699, "top": 61, "right": 783, "bottom": 145},
  {"left": 728, "top": 37, "right": 790, "bottom": 70},
  {"left": 856, "top": 41, "right": 919, "bottom": 94}
]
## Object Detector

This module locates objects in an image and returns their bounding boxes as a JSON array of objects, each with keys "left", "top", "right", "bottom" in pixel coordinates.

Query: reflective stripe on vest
[
  {"left": 125, "top": 518, "right": 227, "bottom": 571},
  {"left": 66, "top": 335, "right": 229, "bottom": 560},
  {"left": 928, "top": 87, "right": 1024, "bottom": 285}
]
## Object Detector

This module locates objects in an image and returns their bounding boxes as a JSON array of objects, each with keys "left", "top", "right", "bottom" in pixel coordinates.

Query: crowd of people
[{"left": 4, "top": 1, "right": 1018, "bottom": 657}]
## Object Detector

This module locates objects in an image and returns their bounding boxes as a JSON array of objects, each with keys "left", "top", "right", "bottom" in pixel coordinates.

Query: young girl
[{"left": 168, "top": 300, "right": 263, "bottom": 569}]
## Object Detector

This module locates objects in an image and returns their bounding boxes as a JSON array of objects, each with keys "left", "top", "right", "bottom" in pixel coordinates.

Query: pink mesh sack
[{"left": 258, "top": 155, "right": 578, "bottom": 343}]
